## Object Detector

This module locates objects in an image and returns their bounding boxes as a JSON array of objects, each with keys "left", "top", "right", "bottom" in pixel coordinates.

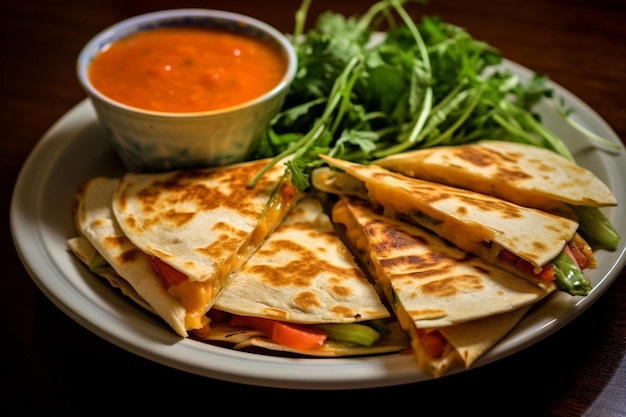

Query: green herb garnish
[{"left": 248, "top": 0, "right": 620, "bottom": 247}]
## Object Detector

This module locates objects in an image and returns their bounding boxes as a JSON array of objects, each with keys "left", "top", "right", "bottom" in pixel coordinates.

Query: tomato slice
[
  {"left": 417, "top": 328, "right": 446, "bottom": 359},
  {"left": 498, "top": 249, "right": 556, "bottom": 281},
  {"left": 230, "top": 315, "right": 327, "bottom": 351},
  {"left": 149, "top": 256, "right": 188, "bottom": 288}
]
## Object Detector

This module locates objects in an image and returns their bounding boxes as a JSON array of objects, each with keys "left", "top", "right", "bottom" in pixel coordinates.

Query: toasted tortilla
[
  {"left": 213, "top": 197, "right": 391, "bottom": 324},
  {"left": 315, "top": 155, "right": 579, "bottom": 284},
  {"left": 71, "top": 177, "right": 188, "bottom": 336},
  {"left": 375, "top": 140, "right": 617, "bottom": 211},
  {"left": 112, "top": 158, "right": 296, "bottom": 283},
  {"left": 332, "top": 196, "right": 546, "bottom": 376},
  {"left": 438, "top": 306, "right": 531, "bottom": 368},
  {"left": 110, "top": 158, "right": 300, "bottom": 329}
]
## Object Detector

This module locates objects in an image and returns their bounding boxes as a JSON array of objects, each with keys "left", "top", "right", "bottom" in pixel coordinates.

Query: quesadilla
[
  {"left": 313, "top": 155, "right": 596, "bottom": 296},
  {"left": 72, "top": 158, "right": 300, "bottom": 335},
  {"left": 69, "top": 182, "right": 408, "bottom": 355},
  {"left": 374, "top": 140, "right": 618, "bottom": 212},
  {"left": 203, "top": 196, "right": 409, "bottom": 356},
  {"left": 332, "top": 195, "right": 548, "bottom": 376},
  {"left": 213, "top": 197, "right": 389, "bottom": 323}
]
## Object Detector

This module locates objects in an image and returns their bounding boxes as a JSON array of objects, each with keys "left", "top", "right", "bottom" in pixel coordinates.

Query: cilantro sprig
[{"left": 248, "top": 0, "right": 620, "bottom": 249}]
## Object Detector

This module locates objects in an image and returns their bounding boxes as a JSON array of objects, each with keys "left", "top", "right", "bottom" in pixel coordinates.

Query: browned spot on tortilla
[
  {"left": 246, "top": 239, "right": 360, "bottom": 295},
  {"left": 115, "top": 184, "right": 128, "bottom": 211},
  {"left": 421, "top": 275, "right": 484, "bottom": 297},
  {"left": 293, "top": 291, "right": 322, "bottom": 310},
  {"left": 454, "top": 146, "right": 537, "bottom": 182},
  {"left": 454, "top": 146, "right": 498, "bottom": 166},
  {"left": 456, "top": 145, "right": 521, "bottom": 165},
  {"left": 196, "top": 230, "right": 246, "bottom": 260},
  {"left": 128, "top": 160, "right": 274, "bottom": 229},
  {"left": 91, "top": 219, "right": 106, "bottom": 228},
  {"left": 332, "top": 285, "right": 351, "bottom": 298},
  {"left": 498, "top": 167, "right": 532, "bottom": 181},
  {"left": 117, "top": 247, "right": 141, "bottom": 265},
  {"left": 456, "top": 206, "right": 468, "bottom": 216},
  {"left": 369, "top": 169, "right": 525, "bottom": 220},
  {"left": 103, "top": 235, "right": 127, "bottom": 250},
  {"left": 366, "top": 223, "right": 428, "bottom": 253},
  {"left": 123, "top": 215, "right": 138, "bottom": 231},
  {"left": 330, "top": 305, "right": 358, "bottom": 318}
]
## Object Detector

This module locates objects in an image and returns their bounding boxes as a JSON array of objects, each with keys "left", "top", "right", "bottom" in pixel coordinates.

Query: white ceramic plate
[{"left": 11, "top": 60, "right": 626, "bottom": 390}]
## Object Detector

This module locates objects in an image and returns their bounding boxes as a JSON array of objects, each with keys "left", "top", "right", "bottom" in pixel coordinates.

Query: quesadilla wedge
[
  {"left": 332, "top": 196, "right": 548, "bottom": 376},
  {"left": 72, "top": 158, "right": 300, "bottom": 335},
  {"left": 70, "top": 177, "right": 188, "bottom": 336},
  {"left": 204, "top": 196, "right": 408, "bottom": 356},
  {"left": 314, "top": 155, "right": 596, "bottom": 296},
  {"left": 374, "top": 140, "right": 618, "bottom": 211}
]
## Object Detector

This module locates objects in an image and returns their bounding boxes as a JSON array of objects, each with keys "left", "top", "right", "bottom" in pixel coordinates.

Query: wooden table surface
[{"left": 3, "top": 1, "right": 625, "bottom": 415}]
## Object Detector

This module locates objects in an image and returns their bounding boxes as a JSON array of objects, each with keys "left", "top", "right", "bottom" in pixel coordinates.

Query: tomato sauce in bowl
[
  {"left": 88, "top": 27, "right": 288, "bottom": 113},
  {"left": 77, "top": 9, "right": 297, "bottom": 172}
]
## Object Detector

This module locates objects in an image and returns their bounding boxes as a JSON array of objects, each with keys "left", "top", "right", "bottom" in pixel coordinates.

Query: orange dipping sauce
[{"left": 88, "top": 27, "right": 288, "bottom": 113}]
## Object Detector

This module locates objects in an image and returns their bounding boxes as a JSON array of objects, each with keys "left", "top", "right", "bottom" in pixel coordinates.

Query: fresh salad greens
[{"left": 249, "top": 0, "right": 620, "bottom": 249}]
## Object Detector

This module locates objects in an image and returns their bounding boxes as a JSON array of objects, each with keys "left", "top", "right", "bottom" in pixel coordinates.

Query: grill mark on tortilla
[
  {"left": 102, "top": 235, "right": 142, "bottom": 268},
  {"left": 293, "top": 291, "right": 322, "bottom": 310},
  {"left": 123, "top": 160, "right": 273, "bottom": 231},
  {"left": 249, "top": 239, "right": 358, "bottom": 299},
  {"left": 118, "top": 247, "right": 141, "bottom": 264},
  {"left": 455, "top": 146, "right": 538, "bottom": 182},
  {"left": 455, "top": 146, "right": 517, "bottom": 166},
  {"left": 379, "top": 255, "right": 444, "bottom": 276},
  {"left": 365, "top": 222, "right": 429, "bottom": 251},
  {"left": 498, "top": 167, "right": 534, "bottom": 182},
  {"left": 330, "top": 305, "right": 361, "bottom": 318},
  {"left": 196, "top": 229, "right": 247, "bottom": 260},
  {"left": 331, "top": 284, "right": 352, "bottom": 298},
  {"left": 368, "top": 170, "right": 525, "bottom": 219},
  {"left": 122, "top": 216, "right": 138, "bottom": 231},
  {"left": 161, "top": 210, "right": 195, "bottom": 228},
  {"left": 372, "top": 220, "right": 491, "bottom": 298},
  {"left": 375, "top": 141, "right": 617, "bottom": 209},
  {"left": 103, "top": 235, "right": 126, "bottom": 250},
  {"left": 421, "top": 274, "right": 484, "bottom": 297}
]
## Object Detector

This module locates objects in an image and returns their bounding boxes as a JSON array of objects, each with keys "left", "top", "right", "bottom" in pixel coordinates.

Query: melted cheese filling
[
  {"left": 169, "top": 280, "right": 212, "bottom": 329},
  {"left": 168, "top": 180, "right": 299, "bottom": 331}
]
